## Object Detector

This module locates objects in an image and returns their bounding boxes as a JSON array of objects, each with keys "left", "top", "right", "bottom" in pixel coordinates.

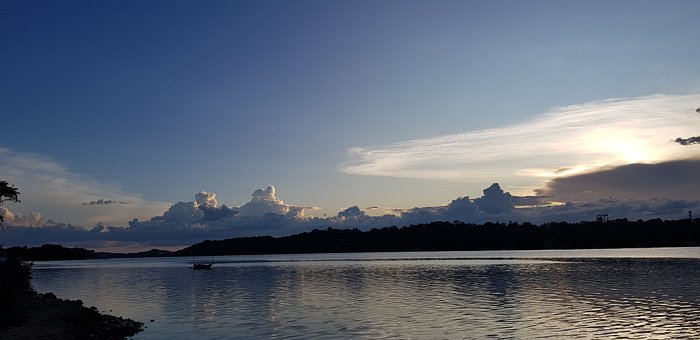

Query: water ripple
[{"left": 31, "top": 252, "right": 700, "bottom": 339}]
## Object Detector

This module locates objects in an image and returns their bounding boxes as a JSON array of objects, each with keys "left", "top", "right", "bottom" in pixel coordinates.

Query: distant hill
[
  {"left": 176, "top": 218, "right": 700, "bottom": 256},
  {"left": 96, "top": 249, "right": 175, "bottom": 259},
  {"left": 5, "top": 244, "right": 98, "bottom": 261},
  {"left": 5, "top": 245, "right": 174, "bottom": 261}
]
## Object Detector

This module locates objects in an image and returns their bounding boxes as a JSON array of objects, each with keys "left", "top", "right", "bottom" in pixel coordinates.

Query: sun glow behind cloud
[{"left": 341, "top": 94, "right": 700, "bottom": 189}]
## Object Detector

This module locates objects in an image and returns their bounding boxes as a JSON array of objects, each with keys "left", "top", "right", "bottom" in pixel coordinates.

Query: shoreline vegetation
[
  {"left": 5, "top": 218, "right": 699, "bottom": 261},
  {"left": 0, "top": 255, "right": 143, "bottom": 340}
]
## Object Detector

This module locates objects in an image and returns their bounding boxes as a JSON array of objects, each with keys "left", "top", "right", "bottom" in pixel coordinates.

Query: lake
[{"left": 32, "top": 248, "right": 700, "bottom": 339}]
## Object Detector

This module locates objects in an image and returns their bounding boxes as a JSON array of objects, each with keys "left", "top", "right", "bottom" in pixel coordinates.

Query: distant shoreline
[{"left": 6, "top": 218, "right": 699, "bottom": 261}]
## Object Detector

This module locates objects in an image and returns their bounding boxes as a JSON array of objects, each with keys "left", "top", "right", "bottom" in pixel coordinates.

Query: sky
[{"left": 1, "top": 0, "right": 700, "bottom": 251}]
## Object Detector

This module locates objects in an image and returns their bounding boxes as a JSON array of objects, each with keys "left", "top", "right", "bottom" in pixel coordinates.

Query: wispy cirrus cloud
[
  {"left": 341, "top": 94, "right": 700, "bottom": 187},
  {"left": 0, "top": 147, "right": 170, "bottom": 226}
]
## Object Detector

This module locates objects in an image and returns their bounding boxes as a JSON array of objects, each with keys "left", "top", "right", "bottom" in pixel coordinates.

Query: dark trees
[{"left": 0, "top": 180, "right": 20, "bottom": 226}]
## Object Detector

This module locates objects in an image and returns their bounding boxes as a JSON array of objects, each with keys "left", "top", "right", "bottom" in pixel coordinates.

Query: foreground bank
[{"left": 0, "top": 255, "right": 143, "bottom": 339}]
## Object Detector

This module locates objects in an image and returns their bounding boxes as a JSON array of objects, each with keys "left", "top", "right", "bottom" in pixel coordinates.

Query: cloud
[
  {"left": 200, "top": 204, "right": 238, "bottom": 221},
  {"left": 364, "top": 206, "right": 403, "bottom": 216},
  {"left": 82, "top": 199, "right": 128, "bottom": 206},
  {"left": 2, "top": 183, "right": 699, "bottom": 251},
  {"left": 340, "top": 94, "right": 700, "bottom": 189},
  {"left": 337, "top": 206, "right": 366, "bottom": 219},
  {"left": 238, "top": 185, "right": 302, "bottom": 218},
  {"left": 675, "top": 136, "right": 700, "bottom": 145},
  {"left": 0, "top": 147, "right": 171, "bottom": 226},
  {"left": 195, "top": 191, "right": 217, "bottom": 207},
  {"left": 395, "top": 183, "right": 514, "bottom": 224},
  {"left": 516, "top": 197, "right": 700, "bottom": 225},
  {"left": 536, "top": 159, "right": 700, "bottom": 202},
  {"left": 473, "top": 183, "right": 514, "bottom": 214},
  {"left": 511, "top": 196, "right": 552, "bottom": 207},
  {"left": 115, "top": 186, "right": 310, "bottom": 246},
  {"left": 4, "top": 93, "right": 698, "bottom": 251},
  {"left": 0, "top": 207, "right": 42, "bottom": 227},
  {"left": 162, "top": 201, "right": 204, "bottom": 224}
]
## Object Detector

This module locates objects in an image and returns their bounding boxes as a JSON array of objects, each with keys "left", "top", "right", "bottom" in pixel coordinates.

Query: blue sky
[{"left": 2, "top": 1, "right": 700, "bottom": 250}]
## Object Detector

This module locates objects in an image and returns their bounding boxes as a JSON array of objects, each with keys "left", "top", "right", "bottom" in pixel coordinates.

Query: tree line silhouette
[
  {"left": 175, "top": 218, "right": 699, "bottom": 256},
  {"left": 5, "top": 218, "right": 698, "bottom": 261}
]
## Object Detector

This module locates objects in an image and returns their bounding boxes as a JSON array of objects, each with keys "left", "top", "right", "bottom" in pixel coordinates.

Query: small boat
[
  {"left": 191, "top": 257, "right": 213, "bottom": 270},
  {"left": 192, "top": 262, "right": 213, "bottom": 270}
]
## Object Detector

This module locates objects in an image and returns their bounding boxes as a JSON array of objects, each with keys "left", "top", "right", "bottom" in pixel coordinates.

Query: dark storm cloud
[{"left": 536, "top": 159, "right": 700, "bottom": 201}]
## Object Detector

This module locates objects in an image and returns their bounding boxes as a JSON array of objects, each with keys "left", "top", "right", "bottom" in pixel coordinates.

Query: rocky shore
[
  {"left": 0, "top": 292, "right": 144, "bottom": 340},
  {"left": 0, "top": 256, "right": 143, "bottom": 339}
]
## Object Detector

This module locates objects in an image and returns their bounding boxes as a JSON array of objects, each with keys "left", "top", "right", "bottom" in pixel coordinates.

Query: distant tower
[
  {"left": 596, "top": 214, "right": 609, "bottom": 223},
  {"left": 690, "top": 210, "right": 693, "bottom": 223}
]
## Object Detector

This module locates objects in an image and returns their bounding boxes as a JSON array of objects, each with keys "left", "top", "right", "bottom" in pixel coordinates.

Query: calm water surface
[{"left": 32, "top": 248, "right": 700, "bottom": 339}]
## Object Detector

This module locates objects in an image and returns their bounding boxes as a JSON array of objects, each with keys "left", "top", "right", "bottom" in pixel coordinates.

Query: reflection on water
[{"left": 32, "top": 249, "right": 700, "bottom": 339}]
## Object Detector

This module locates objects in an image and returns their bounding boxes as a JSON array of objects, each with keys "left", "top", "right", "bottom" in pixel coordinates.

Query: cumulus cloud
[
  {"left": 2, "top": 183, "right": 699, "bottom": 251},
  {"left": 445, "top": 197, "right": 478, "bottom": 216},
  {"left": 394, "top": 183, "right": 515, "bottom": 224},
  {"left": 162, "top": 201, "right": 204, "bottom": 224},
  {"left": 474, "top": 183, "right": 514, "bottom": 214},
  {"left": 0, "top": 207, "right": 42, "bottom": 227},
  {"left": 195, "top": 191, "right": 217, "bottom": 207},
  {"left": 341, "top": 94, "right": 700, "bottom": 190},
  {"left": 110, "top": 186, "right": 310, "bottom": 247},
  {"left": 285, "top": 206, "right": 306, "bottom": 219},
  {"left": 337, "top": 206, "right": 367, "bottom": 219},
  {"left": 399, "top": 184, "right": 700, "bottom": 226},
  {"left": 238, "top": 185, "right": 300, "bottom": 217},
  {"left": 200, "top": 204, "right": 237, "bottom": 221}
]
